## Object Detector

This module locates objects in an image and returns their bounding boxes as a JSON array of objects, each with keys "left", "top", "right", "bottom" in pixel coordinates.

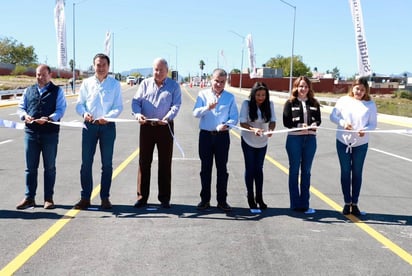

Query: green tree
[
  {"left": 0, "top": 37, "right": 37, "bottom": 66},
  {"left": 265, "top": 55, "right": 312, "bottom": 77},
  {"left": 199, "top": 60, "right": 205, "bottom": 71},
  {"left": 331, "top": 67, "right": 340, "bottom": 80},
  {"left": 69, "top": 59, "right": 75, "bottom": 72},
  {"left": 199, "top": 60, "right": 205, "bottom": 79}
]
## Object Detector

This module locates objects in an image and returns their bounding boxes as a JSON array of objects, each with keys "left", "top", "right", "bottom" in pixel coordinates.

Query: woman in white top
[
  {"left": 240, "top": 82, "right": 276, "bottom": 210},
  {"left": 330, "top": 77, "right": 377, "bottom": 216}
]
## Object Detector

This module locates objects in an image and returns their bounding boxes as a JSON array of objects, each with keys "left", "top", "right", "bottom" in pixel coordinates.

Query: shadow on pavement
[{"left": 1, "top": 204, "right": 410, "bottom": 226}]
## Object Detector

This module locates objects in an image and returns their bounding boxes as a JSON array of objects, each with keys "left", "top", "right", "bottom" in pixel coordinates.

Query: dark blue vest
[{"left": 25, "top": 82, "right": 60, "bottom": 134}]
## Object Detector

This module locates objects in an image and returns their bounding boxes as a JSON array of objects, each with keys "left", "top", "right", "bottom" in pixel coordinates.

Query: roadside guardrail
[
  {"left": 0, "top": 84, "right": 77, "bottom": 101},
  {"left": 0, "top": 88, "right": 25, "bottom": 100}
]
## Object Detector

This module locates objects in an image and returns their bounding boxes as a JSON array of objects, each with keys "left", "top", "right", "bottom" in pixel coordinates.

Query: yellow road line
[
  {"left": 0, "top": 149, "right": 140, "bottom": 275},
  {"left": 255, "top": 131, "right": 412, "bottom": 266},
  {"left": 5, "top": 87, "right": 408, "bottom": 274},
  {"left": 310, "top": 186, "right": 412, "bottom": 265},
  {"left": 189, "top": 86, "right": 412, "bottom": 266}
]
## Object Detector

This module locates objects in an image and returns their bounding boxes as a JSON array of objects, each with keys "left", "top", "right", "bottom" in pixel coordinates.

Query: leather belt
[
  {"left": 144, "top": 121, "right": 161, "bottom": 126},
  {"left": 85, "top": 120, "right": 101, "bottom": 125},
  {"left": 85, "top": 120, "right": 112, "bottom": 126},
  {"left": 201, "top": 129, "right": 228, "bottom": 135}
]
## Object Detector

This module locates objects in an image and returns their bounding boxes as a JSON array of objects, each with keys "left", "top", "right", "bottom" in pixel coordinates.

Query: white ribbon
[
  {"left": 50, "top": 121, "right": 86, "bottom": 128},
  {"left": 228, "top": 123, "right": 412, "bottom": 136},
  {"left": 0, "top": 118, "right": 85, "bottom": 129},
  {"left": 0, "top": 119, "right": 25, "bottom": 130},
  {"left": 104, "top": 118, "right": 137, "bottom": 123},
  {"left": 342, "top": 134, "right": 357, "bottom": 153},
  {"left": 105, "top": 117, "right": 185, "bottom": 158}
]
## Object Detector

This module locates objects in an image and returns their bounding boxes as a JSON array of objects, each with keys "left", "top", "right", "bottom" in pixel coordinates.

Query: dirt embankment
[{"left": 0, "top": 76, "right": 68, "bottom": 90}]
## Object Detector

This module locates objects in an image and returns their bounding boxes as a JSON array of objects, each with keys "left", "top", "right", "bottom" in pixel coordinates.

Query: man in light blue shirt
[
  {"left": 193, "top": 68, "right": 238, "bottom": 211},
  {"left": 16, "top": 64, "right": 67, "bottom": 210},
  {"left": 132, "top": 57, "right": 181, "bottom": 209},
  {"left": 74, "top": 53, "right": 123, "bottom": 210}
]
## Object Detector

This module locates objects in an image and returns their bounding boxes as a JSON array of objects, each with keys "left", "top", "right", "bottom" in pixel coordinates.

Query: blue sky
[{"left": 1, "top": 0, "right": 411, "bottom": 78}]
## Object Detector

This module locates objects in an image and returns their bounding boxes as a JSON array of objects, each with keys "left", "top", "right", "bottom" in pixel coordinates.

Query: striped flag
[
  {"left": 348, "top": 0, "right": 372, "bottom": 77},
  {"left": 54, "top": 0, "right": 67, "bottom": 69},
  {"left": 104, "top": 31, "right": 112, "bottom": 56}
]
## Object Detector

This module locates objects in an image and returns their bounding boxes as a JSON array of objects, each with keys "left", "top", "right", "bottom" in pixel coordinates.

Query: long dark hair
[{"left": 249, "top": 82, "right": 271, "bottom": 122}]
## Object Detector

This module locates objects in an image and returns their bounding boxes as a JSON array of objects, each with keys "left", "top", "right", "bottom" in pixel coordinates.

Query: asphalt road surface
[{"left": 0, "top": 83, "right": 411, "bottom": 275}]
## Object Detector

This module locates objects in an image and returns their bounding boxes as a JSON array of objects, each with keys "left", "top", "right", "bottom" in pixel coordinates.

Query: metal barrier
[
  {"left": 0, "top": 85, "right": 75, "bottom": 101},
  {"left": 0, "top": 88, "right": 24, "bottom": 100}
]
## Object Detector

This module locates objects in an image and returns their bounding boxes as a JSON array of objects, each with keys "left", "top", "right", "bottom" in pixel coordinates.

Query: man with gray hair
[
  {"left": 132, "top": 58, "right": 182, "bottom": 209},
  {"left": 193, "top": 68, "right": 239, "bottom": 212}
]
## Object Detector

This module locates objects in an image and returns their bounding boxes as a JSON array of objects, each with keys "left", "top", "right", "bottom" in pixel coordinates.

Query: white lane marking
[
  {"left": 0, "top": 139, "right": 13, "bottom": 145},
  {"left": 370, "top": 147, "right": 412, "bottom": 162}
]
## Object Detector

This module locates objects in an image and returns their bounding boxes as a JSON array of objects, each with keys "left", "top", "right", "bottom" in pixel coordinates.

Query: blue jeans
[
  {"left": 80, "top": 122, "right": 116, "bottom": 200},
  {"left": 24, "top": 131, "right": 59, "bottom": 200},
  {"left": 198, "top": 130, "right": 230, "bottom": 204},
  {"left": 241, "top": 137, "right": 267, "bottom": 197},
  {"left": 336, "top": 140, "right": 368, "bottom": 204},
  {"left": 285, "top": 135, "right": 317, "bottom": 209}
]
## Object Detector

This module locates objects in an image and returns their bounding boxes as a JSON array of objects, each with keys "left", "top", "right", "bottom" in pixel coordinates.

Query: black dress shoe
[
  {"left": 133, "top": 200, "right": 147, "bottom": 208},
  {"left": 247, "top": 195, "right": 258, "bottom": 209},
  {"left": 16, "top": 198, "right": 35, "bottom": 210},
  {"left": 161, "top": 202, "right": 171, "bottom": 208},
  {"left": 351, "top": 205, "right": 361, "bottom": 216},
  {"left": 101, "top": 198, "right": 112, "bottom": 209},
  {"left": 293, "top": 207, "right": 307, "bottom": 212},
  {"left": 255, "top": 195, "right": 267, "bottom": 210},
  {"left": 217, "top": 202, "right": 232, "bottom": 212},
  {"left": 342, "top": 204, "right": 351, "bottom": 215},
  {"left": 256, "top": 199, "right": 267, "bottom": 210},
  {"left": 197, "top": 201, "right": 210, "bottom": 210}
]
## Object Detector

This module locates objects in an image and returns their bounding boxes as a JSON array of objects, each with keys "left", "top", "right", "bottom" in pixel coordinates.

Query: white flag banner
[
  {"left": 104, "top": 31, "right": 112, "bottom": 57},
  {"left": 246, "top": 34, "right": 257, "bottom": 78},
  {"left": 54, "top": 0, "right": 67, "bottom": 69},
  {"left": 348, "top": 0, "right": 372, "bottom": 77},
  {"left": 219, "top": 49, "right": 227, "bottom": 70}
]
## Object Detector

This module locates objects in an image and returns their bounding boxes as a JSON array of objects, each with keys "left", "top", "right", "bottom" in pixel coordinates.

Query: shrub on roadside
[
  {"left": 11, "top": 65, "right": 26, "bottom": 76},
  {"left": 398, "top": 90, "right": 412, "bottom": 100}
]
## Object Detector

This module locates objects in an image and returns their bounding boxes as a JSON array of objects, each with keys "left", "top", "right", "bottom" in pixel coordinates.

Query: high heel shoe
[
  {"left": 247, "top": 195, "right": 258, "bottom": 209},
  {"left": 255, "top": 195, "right": 267, "bottom": 210}
]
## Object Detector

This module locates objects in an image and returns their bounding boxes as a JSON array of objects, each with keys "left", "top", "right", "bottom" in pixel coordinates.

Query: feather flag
[
  {"left": 219, "top": 49, "right": 227, "bottom": 70},
  {"left": 54, "top": 0, "right": 67, "bottom": 69},
  {"left": 104, "top": 31, "right": 112, "bottom": 57},
  {"left": 348, "top": 0, "right": 372, "bottom": 77},
  {"left": 246, "top": 34, "right": 257, "bottom": 78}
]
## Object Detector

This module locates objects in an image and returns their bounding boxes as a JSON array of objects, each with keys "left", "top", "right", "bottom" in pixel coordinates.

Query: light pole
[
  {"left": 168, "top": 43, "right": 178, "bottom": 70},
  {"left": 280, "top": 0, "right": 296, "bottom": 95},
  {"left": 72, "top": 1, "right": 76, "bottom": 89},
  {"left": 229, "top": 30, "right": 245, "bottom": 93},
  {"left": 168, "top": 43, "right": 178, "bottom": 81}
]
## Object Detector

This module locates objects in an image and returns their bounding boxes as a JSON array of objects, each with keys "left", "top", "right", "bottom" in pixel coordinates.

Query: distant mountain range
[
  {"left": 121, "top": 67, "right": 184, "bottom": 82},
  {"left": 388, "top": 71, "right": 412, "bottom": 78},
  {"left": 121, "top": 68, "right": 152, "bottom": 77},
  {"left": 120, "top": 68, "right": 412, "bottom": 80}
]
